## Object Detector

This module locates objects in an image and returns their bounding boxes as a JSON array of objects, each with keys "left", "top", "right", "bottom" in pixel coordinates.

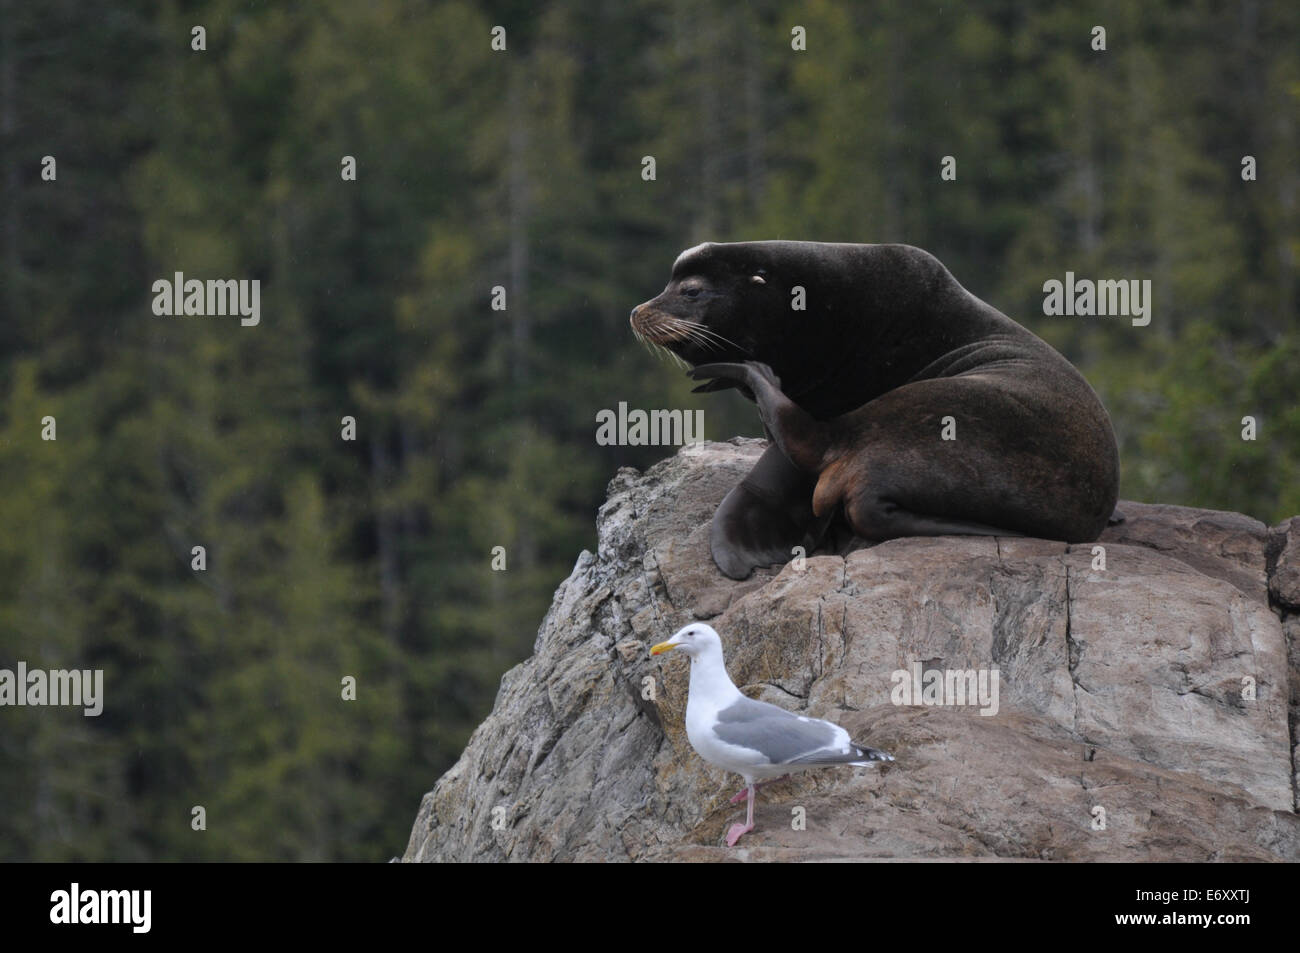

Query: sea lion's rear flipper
[
  {"left": 853, "top": 507, "right": 1026, "bottom": 539},
  {"left": 710, "top": 443, "right": 829, "bottom": 580},
  {"left": 1107, "top": 507, "right": 1125, "bottom": 525}
]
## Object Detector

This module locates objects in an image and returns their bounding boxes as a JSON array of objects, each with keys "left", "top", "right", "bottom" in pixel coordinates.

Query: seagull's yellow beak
[{"left": 650, "top": 640, "right": 677, "bottom": 656}]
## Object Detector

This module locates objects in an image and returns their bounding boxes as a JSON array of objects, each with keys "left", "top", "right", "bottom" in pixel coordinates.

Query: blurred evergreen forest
[{"left": 0, "top": 0, "right": 1295, "bottom": 860}]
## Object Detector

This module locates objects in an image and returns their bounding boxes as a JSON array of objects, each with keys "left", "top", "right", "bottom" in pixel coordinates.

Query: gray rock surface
[{"left": 403, "top": 439, "right": 1300, "bottom": 862}]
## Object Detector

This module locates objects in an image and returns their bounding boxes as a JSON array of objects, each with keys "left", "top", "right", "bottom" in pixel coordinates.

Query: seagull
[{"left": 651, "top": 623, "right": 893, "bottom": 846}]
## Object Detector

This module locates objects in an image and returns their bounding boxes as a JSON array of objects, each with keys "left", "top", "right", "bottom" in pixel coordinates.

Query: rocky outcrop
[{"left": 403, "top": 439, "right": 1300, "bottom": 862}]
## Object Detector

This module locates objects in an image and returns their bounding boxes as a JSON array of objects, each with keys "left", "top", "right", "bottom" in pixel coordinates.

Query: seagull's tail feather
[
  {"left": 847, "top": 743, "right": 894, "bottom": 766},
  {"left": 787, "top": 742, "right": 895, "bottom": 767}
]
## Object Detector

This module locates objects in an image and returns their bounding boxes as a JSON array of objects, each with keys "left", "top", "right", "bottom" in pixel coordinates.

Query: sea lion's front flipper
[
  {"left": 690, "top": 362, "right": 829, "bottom": 472},
  {"left": 709, "top": 443, "right": 829, "bottom": 580},
  {"left": 691, "top": 377, "right": 739, "bottom": 394}
]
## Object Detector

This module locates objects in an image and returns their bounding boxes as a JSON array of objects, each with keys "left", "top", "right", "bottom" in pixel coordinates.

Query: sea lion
[{"left": 630, "top": 241, "right": 1121, "bottom": 580}]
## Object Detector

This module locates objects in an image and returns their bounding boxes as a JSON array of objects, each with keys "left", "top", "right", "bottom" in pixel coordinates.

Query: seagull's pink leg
[
  {"left": 729, "top": 774, "right": 790, "bottom": 804},
  {"left": 725, "top": 784, "right": 756, "bottom": 847}
]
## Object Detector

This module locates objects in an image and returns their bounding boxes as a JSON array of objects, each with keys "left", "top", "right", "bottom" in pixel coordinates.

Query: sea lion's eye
[{"left": 681, "top": 286, "right": 702, "bottom": 299}]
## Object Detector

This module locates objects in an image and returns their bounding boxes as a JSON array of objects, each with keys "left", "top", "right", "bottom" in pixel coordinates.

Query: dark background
[{"left": 0, "top": 0, "right": 1295, "bottom": 860}]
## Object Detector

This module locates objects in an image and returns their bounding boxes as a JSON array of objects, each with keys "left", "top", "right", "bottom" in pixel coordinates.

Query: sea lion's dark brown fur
[{"left": 630, "top": 241, "right": 1121, "bottom": 580}]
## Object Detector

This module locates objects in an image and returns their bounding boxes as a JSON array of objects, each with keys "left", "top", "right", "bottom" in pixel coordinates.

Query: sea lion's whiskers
[
  {"left": 649, "top": 340, "right": 680, "bottom": 368},
  {"left": 635, "top": 322, "right": 691, "bottom": 368},
  {"left": 662, "top": 318, "right": 729, "bottom": 354},
  {"left": 634, "top": 329, "right": 659, "bottom": 361},
  {"left": 694, "top": 328, "right": 745, "bottom": 353},
  {"left": 672, "top": 319, "right": 748, "bottom": 354},
  {"left": 666, "top": 322, "right": 716, "bottom": 351},
  {"left": 636, "top": 331, "right": 662, "bottom": 362},
  {"left": 636, "top": 329, "right": 676, "bottom": 368}
]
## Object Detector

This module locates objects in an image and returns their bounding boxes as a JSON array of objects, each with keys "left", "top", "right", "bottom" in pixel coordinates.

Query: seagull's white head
[{"left": 650, "top": 623, "right": 723, "bottom": 661}]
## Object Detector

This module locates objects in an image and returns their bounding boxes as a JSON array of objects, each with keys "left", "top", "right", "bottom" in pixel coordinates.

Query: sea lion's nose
[{"left": 629, "top": 304, "right": 641, "bottom": 324}]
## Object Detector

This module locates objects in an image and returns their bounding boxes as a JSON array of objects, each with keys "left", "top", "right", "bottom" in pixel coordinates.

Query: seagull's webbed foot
[{"left": 725, "top": 821, "right": 755, "bottom": 847}]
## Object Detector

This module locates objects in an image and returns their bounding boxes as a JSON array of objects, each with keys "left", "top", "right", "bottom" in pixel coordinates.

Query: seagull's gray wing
[{"left": 712, "top": 696, "right": 856, "bottom": 765}]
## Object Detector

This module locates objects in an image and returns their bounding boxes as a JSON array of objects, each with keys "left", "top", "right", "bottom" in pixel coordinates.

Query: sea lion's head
[
  {"left": 632, "top": 240, "right": 892, "bottom": 412},
  {"left": 629, "top": 242, "right": 769, "bottom": 366}
]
